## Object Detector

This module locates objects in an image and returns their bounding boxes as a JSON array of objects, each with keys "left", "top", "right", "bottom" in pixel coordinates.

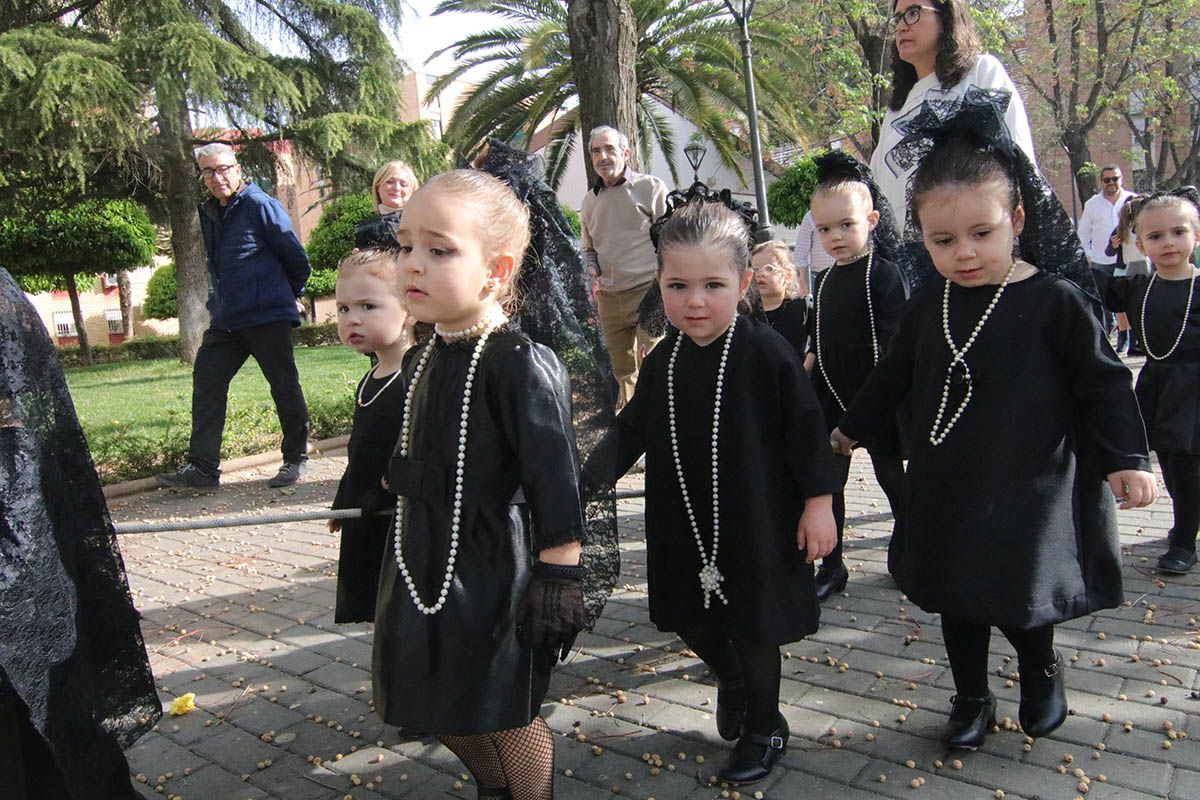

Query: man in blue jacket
[{"left": 157, "top": 143, "right": 312, "bottom": 490}]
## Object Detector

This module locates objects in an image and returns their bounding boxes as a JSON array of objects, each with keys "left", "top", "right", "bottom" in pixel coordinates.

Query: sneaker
[
  {"left": 156, "top": 463, "right": 219, "bottom": 489},
  {"left": 267, "top": 461, "right": 306, "bottom": 488}
]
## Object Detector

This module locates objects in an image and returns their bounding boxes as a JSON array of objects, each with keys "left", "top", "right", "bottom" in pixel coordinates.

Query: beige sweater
[{"left": 580, "top": 171, "right": 669, "bottom": 293}]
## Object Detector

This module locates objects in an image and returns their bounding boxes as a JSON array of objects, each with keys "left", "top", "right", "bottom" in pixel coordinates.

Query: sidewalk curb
[{"left": 101, "top": 434, "right": 352, "bottom": 500}]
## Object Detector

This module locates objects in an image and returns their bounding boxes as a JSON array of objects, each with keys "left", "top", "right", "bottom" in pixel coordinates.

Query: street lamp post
[
  {"left": 683, "top": 141, "right": 707, "bottom": 185},
  {"left": 722, "top": 0, "right": 773, "bottom": 244}
]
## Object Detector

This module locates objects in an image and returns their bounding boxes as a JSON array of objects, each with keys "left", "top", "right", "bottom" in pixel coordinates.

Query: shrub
[
  {"left": 292, "top": 322, "right": 341, "bottom": 347},
  {"left": 560, "top": 204, "right": 582, "bottom": 237},
  {"left": 143, "top": 262, "right": 178, "bottom": 319},
  {"left": 306, "top": 194, "right": 376, "bottom": 277},
  {"left": 766, "top": 152, "right": 825, "bottom": 228},
  {"left": 59, "top": 335, "right": 181, "bottom": 367}
]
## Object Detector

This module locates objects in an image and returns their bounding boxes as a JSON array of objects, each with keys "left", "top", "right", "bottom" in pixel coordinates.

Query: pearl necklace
[
  {"left": 435, "top": 308, "right": 506, "bottom": 342},
  {"left": 1140, "top": 268, "right": 1197, "bottom": 361},
  {"left": 391, "top": 319, "right": 502, "bottom": 615},
  {"left": 928, "top": 262, "right": 1017, "bottom": 447},
  {"left": 666, "top": 318, "right": 737, "bottom": 609},
  {"left": 356, "top": 365, "right": 403, "bottom": 407},
  {"left": 814, "top": 248, "right": 877, "bottom": 411}
]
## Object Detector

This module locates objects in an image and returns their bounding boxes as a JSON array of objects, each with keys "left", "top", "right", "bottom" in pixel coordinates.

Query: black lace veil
[
  {"left": 474, "top": 141, "right": 620, "bottom": 627},
  {"left": 0, "top": 267, "right": 159, "bottom": 794},
  {"left": 884, "top": 87, "right": 1096, "bottom": 298},
  {"left": 813, "top": 150, "right": 904, "bottom": 272}
]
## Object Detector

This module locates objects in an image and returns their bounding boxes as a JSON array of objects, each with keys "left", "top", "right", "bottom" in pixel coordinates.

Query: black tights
[
  {"left": 678, "top": 626, "right": 781, "bottom": 732},
  {"left": 439, "top": 716, "right": 554, "bottom": 800},
  {"left": 941, "top": 616, "right": 1056, "bottom": 699},
  {"left": 827, "top": 449, "right": 907, "bottom": 567},
  {"left": 1160, "top": 451, "right": 1200, "bottom": 552}
]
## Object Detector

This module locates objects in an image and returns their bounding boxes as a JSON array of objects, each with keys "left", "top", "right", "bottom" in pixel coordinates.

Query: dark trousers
[
  {"left": 188, "top": 321, "right": 309, "bottom": 475},
  {"left": 1160, "top": 451, "right": 1200, "bottom": 552},
  {"left": 941, "top": 616, "right": 1055, "bottom": 698}
]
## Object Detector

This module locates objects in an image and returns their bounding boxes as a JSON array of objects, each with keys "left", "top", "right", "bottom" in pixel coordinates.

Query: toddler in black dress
[
  {"left": 832, "top": 118, "right": 1158, "bottom": 748},
  {"left": 751, "top": 239, "right": 809, "bottom": 354},
  {"left": 594, "top": 199, "right": 838, "bottom": 785},
  {"left": 329, "top": 248, "right": 413, "bottom": 622}
]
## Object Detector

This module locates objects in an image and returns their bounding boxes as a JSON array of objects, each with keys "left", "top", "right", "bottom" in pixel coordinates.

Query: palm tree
[{"left": 427, "top": 0, "right": 805, "bottom": 187}]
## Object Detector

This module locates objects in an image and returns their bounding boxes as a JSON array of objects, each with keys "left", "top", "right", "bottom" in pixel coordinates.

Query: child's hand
[
  {"left": 829, "top": 428, "right": 856, "bottom": 456},
  {"left": 797, "top": 495, "right": 837, "bottom": 563},
  {"left": 1108, "top": 469, "right": 1158, "bottom": 509},
  {"left": 327, "top": 519, "right": 341, "bottom": 533}
]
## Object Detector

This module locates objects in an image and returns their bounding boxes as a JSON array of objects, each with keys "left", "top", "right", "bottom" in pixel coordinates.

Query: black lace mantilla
[
  {"left": 885, "top": 87, "right": 1096, "bottom": 298},
  {"left": 813, "top": 150, "right": 904, "bottom": 275},
  {"left": 0, "top": 267, "right": 159, "bottom": 794},
  {"left": 475, "top": 140, "right": 620, "bottom": 627}
]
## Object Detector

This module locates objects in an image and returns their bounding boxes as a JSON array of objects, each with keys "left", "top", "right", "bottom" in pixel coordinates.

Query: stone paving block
[
  {"left": 1173, "top": 768, "right": 1200, "bottom": 800},
  {"left": 166, "top": 763, "right": 272, "bottom": 800}
]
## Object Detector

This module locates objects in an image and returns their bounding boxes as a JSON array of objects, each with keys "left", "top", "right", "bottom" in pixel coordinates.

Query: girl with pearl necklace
[
  {"left": 832, "top": 127, "right": 1157, "bottom": 751},
  {"left": 587, "top": 199, "right": 839, "bottom": 786}
]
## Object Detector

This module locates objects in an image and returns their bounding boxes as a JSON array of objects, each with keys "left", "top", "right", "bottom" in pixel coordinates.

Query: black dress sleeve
[
  {"left": 1095, "top": 272, "right": 1134, "bottom": 314},
  {"left": 778, "top": 349, "right": 839, "bottom": 497},
  {"left": 495, "top": 341, "right": 586, "bottom": 551},
  {"left": 872, "top": 257, "right": 909, "bottom": 349},
  {"left": 838, "top": 296, "right": 919, "bottom": 444}
]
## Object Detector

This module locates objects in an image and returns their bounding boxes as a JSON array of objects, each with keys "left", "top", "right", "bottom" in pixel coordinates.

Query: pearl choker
[
  {"left": 1140, "top": 267, "right": 1197, "bottom": 361},
  {"left": 435, "top": 310, "right": 509, "bottom": 342},
  {"left": 814, "top": 247, "right": 878, "bottom": 411},
  {"left": 835, "top": 247, "right": 873, "bottom": 266},
  {"left": 928, "top": 262, "right": 1017, "bottom": 447},
  {"left": 667, "top": 319, "right": 737, "bottom": 608},
  {"left": 391, "top": 318, "right": 500, "bottom": 615}
]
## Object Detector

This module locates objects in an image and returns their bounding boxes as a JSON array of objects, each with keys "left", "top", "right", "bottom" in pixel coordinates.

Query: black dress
[
  {"left": 354, "top": 211, "right": 401, "bottom": 249},
  {"left": 839, "top": 271, "right": 1150, "bottom": 630},
  {"left": 807, "top": 253, "right": 908, "bottom": 454},
  {"left": 602, "top": 317, "right": 838, "bottom": 644},
  {"left": 372, "top": 327, "right": 585, "bottom": 736},
  {"left": 763, "top": 297, "right": 809, "bottom": 355},
  {"left": 1101, "top": 273, "right": 1200, "bottom": 454},
  {"left": 332, "top": 366, "right": 405, "bottom": 623}
]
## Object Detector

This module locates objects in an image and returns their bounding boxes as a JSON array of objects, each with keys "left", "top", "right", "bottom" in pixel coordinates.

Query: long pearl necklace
[
  {"left": 391, "top": 317, "right": 504, "bottom": 615},
  {"left": 1140, "top": 268, "right": 1197, "bottom": 361},
  {"left": 356, "top": 365, "right": 403, "bottom": 407},
  {"left": 928, "top": 263, "right": 1017, "bottom": 447},
  {"left": 667, "top": 318, "right": 737, "bottom": 609},
  {"left": 815, "top": 248, "right": 877, "bottom": 411}
]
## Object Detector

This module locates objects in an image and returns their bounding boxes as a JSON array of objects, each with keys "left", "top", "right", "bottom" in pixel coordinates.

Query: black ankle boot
[
  {"left": 943, "top": 694, "right": 996, "bottom": 749},
  {"left": 715, "top": 680, "right": 746, "bottom": 741},
  {"left": 717, "top": 713, "right": 789, "bottom": 785},
  {"left": 1019, "top": 651, "right": 1067, "bottom": 738},
  {"left": 814, "top": 562, "right": 848, "bottom": 603}
]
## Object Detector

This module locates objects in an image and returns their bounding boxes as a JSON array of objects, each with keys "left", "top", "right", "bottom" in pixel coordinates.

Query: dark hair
[
  {"left": 1130, "top": 189, "right": 1200, "bottom": 234},
  {"left": 888, "top": 0, "right": 982, "bottom": 112},
  {"left": 909, "top": 134, "right": 1020, "bottom": 229},
  {"left": 655, "top": 201, "right": 751, "bottom": 277}
]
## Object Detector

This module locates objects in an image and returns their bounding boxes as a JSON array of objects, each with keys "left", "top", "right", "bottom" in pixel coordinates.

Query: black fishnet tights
[{"left": 439, "top": 715, "right": 555, "bottom": 800}]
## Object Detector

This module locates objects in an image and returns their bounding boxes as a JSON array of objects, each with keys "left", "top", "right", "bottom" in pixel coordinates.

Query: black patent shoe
[
  {"left": 1158, "top": 545, "right": 1198, "bottom": 575},
  {"left": 717, "top": 714, "right": 789, "bottom": 785},
  {"left": 943, "top": 694, "right": 996, "bottom": 749},
  {"left": 814, "top": 561, "right": 849, "bottom": 603},
  {"left": 1019, "top": 651, "right": 1067, "bottom": 738},
  {"left": 716, "top": 680, "right": 746, "bottom": 741}
]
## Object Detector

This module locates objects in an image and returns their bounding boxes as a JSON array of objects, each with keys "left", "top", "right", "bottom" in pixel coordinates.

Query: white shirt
[
  {"left": 1077, "top": 189, "right": 1135, "bottom": 265},
  {"left": 869, "top": 54, "right": 1037, "bottom": 237},
  {"left": 793, "top": 210, "right": 836, "bottom": 274}
]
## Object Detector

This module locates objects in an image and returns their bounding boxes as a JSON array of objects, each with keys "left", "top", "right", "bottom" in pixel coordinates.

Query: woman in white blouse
[{"left": 869, "top": 0, "right": 1036, "bottom": 237}]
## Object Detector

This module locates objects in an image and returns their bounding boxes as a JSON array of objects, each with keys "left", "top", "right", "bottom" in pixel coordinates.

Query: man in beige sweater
[{"left": 580, "top": 125, "right": 670, "bottom": 405}]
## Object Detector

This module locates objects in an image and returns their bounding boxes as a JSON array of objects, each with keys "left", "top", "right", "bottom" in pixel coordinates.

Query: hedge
[{"left": 57, "top": 323, "right": 341, "bottom": 368}]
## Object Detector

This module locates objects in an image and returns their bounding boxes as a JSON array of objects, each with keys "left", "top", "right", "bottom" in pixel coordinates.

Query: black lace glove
[{"left": 517, "top": 561, "right": 587, "bottom": 661}]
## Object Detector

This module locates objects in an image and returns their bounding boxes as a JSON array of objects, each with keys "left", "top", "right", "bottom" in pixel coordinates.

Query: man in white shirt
[{"left": 1077, "top": 165, "right": 1135, "bottom": 271}]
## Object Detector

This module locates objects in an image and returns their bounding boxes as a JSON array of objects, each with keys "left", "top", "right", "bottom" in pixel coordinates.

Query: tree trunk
[
  {"left": 567, "top": 0, "right": 640, "bottom": 186},
  {"left": 156, "top": 85, "right": 209, "bottom": 364},
  {"left": 117, "top": 269, "right": 134, "bottom": 337},
  {"left": 64, "top": 270, "right": 92, "bottom": 366},
  {"left": 1064, "top": 130, "right": 1095, "bottom": 207}
]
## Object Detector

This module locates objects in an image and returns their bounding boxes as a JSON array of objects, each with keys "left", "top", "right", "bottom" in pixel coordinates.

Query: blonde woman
[
  {"left": 751, "top": 239, "right": 809, "bottom": 355},
  {"left": 354, "top": 160, "right": 419, "bottom": 249}
]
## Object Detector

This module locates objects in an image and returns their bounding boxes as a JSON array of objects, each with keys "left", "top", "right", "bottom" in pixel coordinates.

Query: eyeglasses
[
  {"left": 200, "top": 163, "right": 239, "bottom": 181},
  {"left": 1101, "top": 176, "right": 1121, "bottom": 185},
  {"left": 752, "top": 263, "right": 786, "bottom": 275},
  {"left": 889, "top": 4, "right": 940, "bottom": 28}
]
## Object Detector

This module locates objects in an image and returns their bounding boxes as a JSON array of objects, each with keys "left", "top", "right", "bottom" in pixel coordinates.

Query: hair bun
[{"left": 814, "top": 150, "right": 872, "bottom": 186}]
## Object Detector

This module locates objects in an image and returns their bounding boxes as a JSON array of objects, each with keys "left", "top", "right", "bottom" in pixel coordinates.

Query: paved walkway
[{"left": 111, "top": 448, "right": 1200, "bottom": 800}]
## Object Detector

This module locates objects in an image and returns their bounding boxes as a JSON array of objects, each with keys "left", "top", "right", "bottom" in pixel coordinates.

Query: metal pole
[{"left": 730, "top": 4, "right": 773, "bottom": 243}]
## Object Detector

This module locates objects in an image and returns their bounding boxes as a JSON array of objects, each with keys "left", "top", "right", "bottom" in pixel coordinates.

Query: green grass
[{"left": 66, "top": 345, "right": 370, "bottom": 483}]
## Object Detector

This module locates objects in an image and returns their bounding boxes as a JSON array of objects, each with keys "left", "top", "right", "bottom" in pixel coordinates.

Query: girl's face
[
  {"left": 917, "top": 179, "right": 1025, "bottom": 287},
  {"left": 396, "top": 186, "right": 512, "bottom": 330},
  {"left": 378, "top": 168, "right": 415, "bottom": 208},
  {"left": 659, "top": 243, "right": 752, "bottom": 347},
  {"left": 751, "top": 249, "right": 789, "bottom": 302},
  {"left": 811, "top": 187, "right": 879, "bottom": 263},
  {"left": 893, "top": 0, "right": 942, "bottom": 75},
  {"left": 1135, "top": 205, "right": 1200, "bottom": 272},
  {"left": 336, "top": 269, "right": 409, "bottom": 356}
]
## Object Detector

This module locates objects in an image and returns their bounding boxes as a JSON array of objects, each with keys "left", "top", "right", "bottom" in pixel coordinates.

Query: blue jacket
[{"left": 199, "top": 182, "right": 311, "bottom": 331}]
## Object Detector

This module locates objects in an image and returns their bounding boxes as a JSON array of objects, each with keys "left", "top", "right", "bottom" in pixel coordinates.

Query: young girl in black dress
[
  {"left": 594, "top": 199, "right": 838, "bottom": 785},
  {"left": 805, "top": 153, "right": 909, "bottom": 602},
  {"left": 832, "top": 128, "right": 1157, "bottom": 749},
  {"left": 752, "top": 239, "right": 809, "bottom": 354},
  {"left": 374, "top": 170, "right": 589, "bottom": 800},
  {"left": 1099, "top": 190, "right": 1200, "bottom": 574},
  {"left": 329, "top": 248, "right": 413, "bottom": 622}
]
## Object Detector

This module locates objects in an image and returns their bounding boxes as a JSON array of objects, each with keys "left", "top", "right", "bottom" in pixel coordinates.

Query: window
[
  {"left": 105, "top": 308, "right": 124, "bottom": 334},
  {"left": 430, "top": 118, "right": 444, "bottom": 140},
  {"left": 101, "top": 273, "right": 118, "bottom": 288},
  {"left": 53, "top": 311, "right": 77, "bottom": 338}
]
